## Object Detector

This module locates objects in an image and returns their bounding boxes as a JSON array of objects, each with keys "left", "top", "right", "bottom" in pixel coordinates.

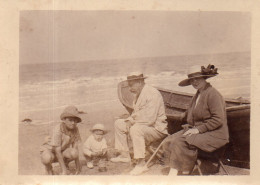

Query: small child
[
  {"left": 83, "top": 124, "right": 108, "bottom": 171},
  {"left": 40, "top": 105, "right": 82, "bottom": 175}
]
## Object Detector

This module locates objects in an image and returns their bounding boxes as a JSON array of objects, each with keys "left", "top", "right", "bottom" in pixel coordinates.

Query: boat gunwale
[
  {"left": 117, "top": 81, "right": 251, "bottom": 113},
  {"left": 156, "top": 87, "right": 250, "bottom": 104}
]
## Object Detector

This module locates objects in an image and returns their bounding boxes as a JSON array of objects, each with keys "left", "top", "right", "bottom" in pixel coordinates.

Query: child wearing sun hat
[
  {"left": 40, "top": 105, "right": 82, "bottom": 175},
  {"left": 83, "top": 123, "right": 108, "bottom": 171}
]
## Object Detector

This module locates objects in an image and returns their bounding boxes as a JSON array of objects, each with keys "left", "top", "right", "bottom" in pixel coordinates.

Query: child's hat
[
  {"left": 60, "top": 105, "right": 82, "bottom": 123},
  {"left": 91, "top": 124, "right": 107, "bottom": 134}
]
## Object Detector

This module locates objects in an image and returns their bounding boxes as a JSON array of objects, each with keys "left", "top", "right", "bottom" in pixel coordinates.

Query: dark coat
[
  {"left": 185, "top": 83, "right": 229, "bottom": 152},
  {"left": 162, "top": 82, "right": 230, "bottom": 171}
]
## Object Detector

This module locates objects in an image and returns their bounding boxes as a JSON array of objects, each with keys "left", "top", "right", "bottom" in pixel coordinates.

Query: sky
[{"left": 19, "top": 11, "right": 251, "bottom": 64}]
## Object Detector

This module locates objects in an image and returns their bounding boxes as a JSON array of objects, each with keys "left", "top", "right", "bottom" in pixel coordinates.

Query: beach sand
[
  {"left": 19, "top": 99, "right": 250, "bottom": 175},
  {"left": 19, "top": 100, "right": 128, "bottom": 175}
]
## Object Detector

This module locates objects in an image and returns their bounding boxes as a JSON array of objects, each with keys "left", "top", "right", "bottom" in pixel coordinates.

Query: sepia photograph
[{"left": 18, "top": 10, "right": 251, "bottom": 176}]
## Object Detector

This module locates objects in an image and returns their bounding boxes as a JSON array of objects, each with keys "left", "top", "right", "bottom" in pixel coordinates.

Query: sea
[{"left": 19, "top": 52, "right": 250, "bottom": 119}]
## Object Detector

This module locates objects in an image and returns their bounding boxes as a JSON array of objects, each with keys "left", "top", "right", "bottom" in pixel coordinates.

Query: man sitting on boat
[
  {"left": 110, "top": 72, "right": 168, "bottom": 175},
  {"left": 162, "top": 65, "right": 229, "bottom": 175}
]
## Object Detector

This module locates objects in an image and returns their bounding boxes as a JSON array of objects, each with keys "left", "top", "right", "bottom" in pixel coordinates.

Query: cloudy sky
[{"left": 20, "top": 11, "right": 250, "bottom": 64}]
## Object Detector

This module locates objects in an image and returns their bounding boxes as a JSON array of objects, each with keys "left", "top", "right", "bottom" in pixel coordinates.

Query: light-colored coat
[{"left": 126, "top": 84, "right": 168, "bottom": 135}]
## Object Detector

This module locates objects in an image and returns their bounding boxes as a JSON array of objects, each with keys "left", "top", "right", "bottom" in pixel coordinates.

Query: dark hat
[
  {"left": 60, "top": 105, "right": 82, "bottom": 123},
  {"left": 127, "top": 72, "right": 147, "bottom": 81},
  {"left": 179, "top": 64, "right": 218, "bottom": 87}
]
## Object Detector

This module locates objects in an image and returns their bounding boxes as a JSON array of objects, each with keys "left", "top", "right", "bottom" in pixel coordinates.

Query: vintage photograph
[{"left": 19, "top": 10, "right": 250, "bottom": 176}]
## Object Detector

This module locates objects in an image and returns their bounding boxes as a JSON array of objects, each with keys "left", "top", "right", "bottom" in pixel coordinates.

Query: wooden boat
[{"left": 118, "top": 80, "right": 250, "bottom": 169}]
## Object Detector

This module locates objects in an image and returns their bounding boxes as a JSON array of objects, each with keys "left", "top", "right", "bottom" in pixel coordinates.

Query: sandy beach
[
  {"left": 19, "top": 100, "right": 128, "bottom": 175},
  {"left": 18, "top": 101, "right": 250, "bottom": 175}
]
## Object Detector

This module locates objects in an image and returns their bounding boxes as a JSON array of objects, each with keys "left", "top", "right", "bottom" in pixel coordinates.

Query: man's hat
[
  {"left": 178, "top": 64, "right": 218, "bottom": 87},
  {"left": 60, "top": 105, "right": 82, "bottom": 123},
  {"left": 127, "top": 72, "right": 147, "bottom": 81}
]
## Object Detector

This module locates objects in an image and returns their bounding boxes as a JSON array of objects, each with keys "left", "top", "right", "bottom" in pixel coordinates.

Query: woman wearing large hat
[{"left": 162, "top": 64, "right": 229, "bottom": 175}]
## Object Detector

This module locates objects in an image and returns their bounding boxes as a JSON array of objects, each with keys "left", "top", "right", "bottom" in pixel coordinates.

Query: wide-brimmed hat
[
  {"left": 127, "top": 72, "right": 147, "bottom": 81},
  {"left": 179, "top": 64, "right": 218, "bottom": 87},
  {"left": 60, "top": 105, "right": 82, "bottom": 123},
  {"left": 91, "top": 123, "right": 107, "bottom": 134}
]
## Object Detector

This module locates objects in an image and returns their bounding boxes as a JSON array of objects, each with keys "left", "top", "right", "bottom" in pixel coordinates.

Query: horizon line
[{"left": 20, "top": 50, "right": 250, "bottom": 65}]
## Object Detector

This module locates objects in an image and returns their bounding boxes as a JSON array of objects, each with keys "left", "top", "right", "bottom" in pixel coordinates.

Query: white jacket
[{"left": 127, "top": 84, "right": 168, "bottom": 135}]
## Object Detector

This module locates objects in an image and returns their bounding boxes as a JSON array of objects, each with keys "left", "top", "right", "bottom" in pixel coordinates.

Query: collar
[{"left": 198, "top": 82, "right": 211, "bottom": 93}]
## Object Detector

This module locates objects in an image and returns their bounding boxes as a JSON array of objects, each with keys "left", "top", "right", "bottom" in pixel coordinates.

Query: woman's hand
[{"left": 183, "top": 128, "right": 199, "bottom": 136}]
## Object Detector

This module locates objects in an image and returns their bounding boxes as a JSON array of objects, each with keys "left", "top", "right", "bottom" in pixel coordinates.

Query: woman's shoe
[
  {"left": 168, "top": 168, "right": 178, "bottom": 176},
  {"left": 87, "top": 161, "right": 94, "bottom": 169}
]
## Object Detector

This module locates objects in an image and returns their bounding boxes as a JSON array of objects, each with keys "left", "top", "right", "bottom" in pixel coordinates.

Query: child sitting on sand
[
  {"left": 83, "top": 123, "right": 108, "bottom": 172},
  {"left": 40, "top": 105, "right": 82, "bottom": 175}
]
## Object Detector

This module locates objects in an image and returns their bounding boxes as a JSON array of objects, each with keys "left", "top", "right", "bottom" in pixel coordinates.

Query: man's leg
[
  {"left": 130, "top": 124, "right": 166, "bottom": 159},
  {"left": 111, "top": 119, "right": 131, "bottom": 163},
  {"left": 63, "top": 147, "right": 79, "bottom": 161},
  {"left": 129, "top": 124, "right": 166, "bottom": 175},
  {"left": 114, "top": 119, "right": 129, "bottom": 152},
  {"left": 40, "top": 149, "right": 55, "bottom": 175},
  {"left": 62, "top": 147, "right": 81, "bottom": 174}
]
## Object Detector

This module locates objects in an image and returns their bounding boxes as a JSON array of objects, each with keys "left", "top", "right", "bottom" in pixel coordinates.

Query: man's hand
[
  {"left": 92, "top": 151, "right": 103, "bottom": 157},
  {"left": 183, "top": 128, "right": 199, "bottom": 136},
  {"left": 125, "top": 120, "right": 133, "bottom": 133},
  {"left": 120, "top": 113, "right": 131, "bottom": 119},
  {"left": 54, "top": 146, "right": 68, "bottom": 175}
]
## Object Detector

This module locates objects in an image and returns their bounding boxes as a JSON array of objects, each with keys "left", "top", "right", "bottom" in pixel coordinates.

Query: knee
[
  {"left": 165, "top": 135, "right": 181, "bottom": 147},
  {"left": 70, "top": 148, "right": 79, "bottom": 159},
  {"left": 41, "top": 151, "right": 53, "bottom": 165}
]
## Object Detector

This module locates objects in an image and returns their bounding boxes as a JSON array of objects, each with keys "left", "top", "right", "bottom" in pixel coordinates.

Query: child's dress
[
  {"left": 83, "top": 134, "right": 108, "bottom": 171},
  {"left": 83, "top": 135, "right": 107, "bottom": 157}
]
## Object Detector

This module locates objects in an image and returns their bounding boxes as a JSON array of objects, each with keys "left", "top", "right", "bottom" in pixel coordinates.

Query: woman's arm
[{"left": 196, "top": 89, "right": 226, "bottom": 133}]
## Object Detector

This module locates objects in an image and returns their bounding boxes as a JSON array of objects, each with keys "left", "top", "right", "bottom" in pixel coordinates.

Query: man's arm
[
  {"left": 54, "top": 146, "right": 68, "bottom": 175},
  {"left": 131, "top": 92, "right": 163, "bottom": 125}
]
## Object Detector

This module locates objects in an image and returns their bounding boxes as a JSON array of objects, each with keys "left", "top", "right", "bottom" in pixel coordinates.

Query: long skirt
[
  {"left": 162, "top": 129, "right": 228, "bottom": 172},
  {"left": 162, "top": 130, "right": 197, "bottom": 172}
]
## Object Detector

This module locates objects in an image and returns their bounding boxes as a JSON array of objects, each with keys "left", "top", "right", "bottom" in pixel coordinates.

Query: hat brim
[
  {"left": 60, "top": 113, "right": 82, "bottom": 123},
  {"left": 91, "top": 128, "right": 108, "bottom": 134},
  {"left": 178, "top": 74, "right": 217, "bottom": 87},
  {"left": 127, "top": 76, "right": 147, "bottom": 81}
]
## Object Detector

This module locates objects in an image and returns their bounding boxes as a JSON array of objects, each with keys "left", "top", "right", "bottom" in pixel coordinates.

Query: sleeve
[
  {"left": 102, "top": 139, "right": 108, "bottom": 149},
  {"left": 196, "top": 90, "right": 226, "bottom": 133},
  {"left": 50, "top": 125, "right": 62, "bottom": 147},
  {"left": 82, "top": 136, "right": 93, "bottom": 157},
  {"left": 181, "top": 111, "right": 188, "bottom": 124},
  {"left": 131, "top": 91, "right": 163, "bottom": 126}
]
